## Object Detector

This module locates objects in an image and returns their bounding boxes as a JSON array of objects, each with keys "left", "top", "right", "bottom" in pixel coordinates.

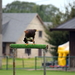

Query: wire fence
[{"left": 0, "top": 56, "right": 75, "bottom": 71}]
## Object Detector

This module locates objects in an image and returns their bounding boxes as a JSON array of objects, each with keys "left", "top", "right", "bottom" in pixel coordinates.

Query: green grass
[
  {"left": 0, "top": 69, "right": 75, "bottom": 75},
  {"left": 1, "top": 57, "right": 75, "bottom": 75},
  {"left": 2, "top": 57, "right": 52, "bottom": 69},
  {"left": 2, "top": 58, "right": 37, "bottom": 69}
]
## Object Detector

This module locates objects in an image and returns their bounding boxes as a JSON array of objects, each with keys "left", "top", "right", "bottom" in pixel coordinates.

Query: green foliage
[
  {"left": 2, "top": 1, "right": 60, "bottom": 22},
  {"left": 63, "top": 1, "right": 75, "bottom": 21},
  {"left": 45, "top": 9, "right": 69, "bottom": 58},
  {"left": 45, "top": 28, "right": 69, "bottom": 58},
  {"left": 45, "top": 1, "right": 75, "bottom": 59}
]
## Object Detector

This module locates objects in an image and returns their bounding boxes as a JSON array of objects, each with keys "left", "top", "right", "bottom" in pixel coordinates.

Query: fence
[
  {"left": 1, "top": 56, "right": 75, "bottom": 71},
  {"left": 1, "top": 56, "right": 35, "bottom": 70}
]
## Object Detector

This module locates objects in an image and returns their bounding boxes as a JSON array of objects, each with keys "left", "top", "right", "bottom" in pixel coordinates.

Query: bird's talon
[
  {"left": 26, "top": 44, "right": 28, "bottom": 45},
  {"left": 33, "top": 43, "right": 35, "bottom": 45}
]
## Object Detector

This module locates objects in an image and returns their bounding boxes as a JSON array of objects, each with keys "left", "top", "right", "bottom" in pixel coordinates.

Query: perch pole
[
  {"left": 10, "top": 44, "right": 47, "bottom": 49},
  {"left": 10, "top": 44, "right": 48, "bottom": 75}
]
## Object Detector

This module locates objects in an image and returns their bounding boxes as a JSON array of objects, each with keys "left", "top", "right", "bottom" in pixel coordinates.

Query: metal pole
[
  {"left": 22, "top": 57, "right": 24, "bottom": 68},
  {"left": 43, "top": 49, "right": 46, "bottom": 75},
  {"left": 13, "top": 49, "right": 15, "bottom": 75},
  {"left": 68, "top": 55, "right": 70, "bottom": 69},
  {"left": 35, "top": 57, "right": 37, "bottom": 70},
  {"left": 6, "top": 56, "right": 8, "bottom": 70}
]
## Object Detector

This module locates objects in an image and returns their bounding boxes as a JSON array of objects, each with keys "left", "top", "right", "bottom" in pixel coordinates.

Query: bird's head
[
  {"left": 24, "top": 29, "right": 38, "bottom": 34},
  {"left": 24, "top": 30, "right": 29, "bottom": 34}
]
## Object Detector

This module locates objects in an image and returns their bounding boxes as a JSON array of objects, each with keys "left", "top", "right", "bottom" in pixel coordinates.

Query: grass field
[
  {"left": 1, "top": 57, "right": 75, "bottom": 75},
  {"left": 2, "top": 57, "right": 53, "bottom": 69},
  {"left": 0, "top": 69, "right": 75, "bottom": 75}
]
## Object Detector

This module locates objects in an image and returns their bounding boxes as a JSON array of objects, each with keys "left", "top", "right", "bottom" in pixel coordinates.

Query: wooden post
[
  {"left": 0, "top": 0, "right": 2, "bottom": 69},
  {"left": 13, "top": 49, "right": 16, "bottom": 75},
  {"left": 43, "top": 49, "right": 46, "bottom": 75},
  {"left": 6, "top": 56, "right": 8, "bottom": 70},
  {"left": 35, "top": 57, "right": 37, "bottom": 70},
  {"left": 22, "top": 57, "right": 24, "bottom": 68}
]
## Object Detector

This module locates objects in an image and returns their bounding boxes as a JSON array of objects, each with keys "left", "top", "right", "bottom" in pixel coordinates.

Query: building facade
[{"left": 2, "top": 13, "right": 51, "bottom": 58}]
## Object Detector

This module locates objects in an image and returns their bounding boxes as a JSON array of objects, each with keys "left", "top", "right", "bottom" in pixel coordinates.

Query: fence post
[
  {"left": 6, "top": 56, "right": 8, "bottom": 70},
  {"left": 35, "top": 56, "right": 37, "bottom": 70},
  {"left": 22, "top": 57, "right": 24, "bottom": 68},
  {"left": 43, "top": 49, "right": 46, "bottom": 75},
  {"left": 13, "top": 49, "right": 16, "bottom": 75}
]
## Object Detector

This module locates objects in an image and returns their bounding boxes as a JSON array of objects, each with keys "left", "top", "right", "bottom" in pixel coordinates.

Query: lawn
[
  {"left": 0, "top": 69, "right": 75, "bottom": 75},
  {"left": 1, "top": 57, "right": 75, "bottom": 75},
  {"left": 2, "top": 58, "right": 37, "bottom": 69},
  {"left": 2, "top": 57, "right": 53, "bottom": 69}
]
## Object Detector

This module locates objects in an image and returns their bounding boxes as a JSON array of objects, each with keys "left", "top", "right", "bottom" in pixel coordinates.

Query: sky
[{"left": 2, "top": 0, "right": 75, "bottom": 12}]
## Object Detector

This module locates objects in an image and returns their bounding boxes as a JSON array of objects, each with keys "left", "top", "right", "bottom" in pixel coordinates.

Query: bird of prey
[{"left": 23, "top": 29, "right": 37, "bottom": 44}]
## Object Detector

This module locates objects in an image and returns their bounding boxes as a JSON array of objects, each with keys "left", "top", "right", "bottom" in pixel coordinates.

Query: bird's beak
[
  {"left": 36, "top": 30, "right": 39, "bottom": 32},
  {"left": 36, "top": 30, "right": 38, "bottom": 31},
  {"left": 24, "top": 31, "right": 29, "bottom": 33}
]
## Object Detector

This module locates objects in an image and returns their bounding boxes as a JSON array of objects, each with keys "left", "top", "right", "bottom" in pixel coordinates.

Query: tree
[
  {"left": 45, "top": 1, "right": 75, "bottom": 59},
  {"left": 2, "top": 1, "right": 60, "bottom": 22},
  {"left": 45, "top": 27, "right": 69, "bottom": 59},
  {"left": 63, "top": 1, "right": 75, "bottom": 21}
]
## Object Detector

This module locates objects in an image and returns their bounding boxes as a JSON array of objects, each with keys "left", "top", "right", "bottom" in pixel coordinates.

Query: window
[
  {"left": 39, "top": 31, "right": 42, "bottom": 37},
  {"left": 25, "top": 48, "right": 31, "bottom": 56},
  {"left": 2, "top": 43, "right": 6, "bottom": 55}
]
